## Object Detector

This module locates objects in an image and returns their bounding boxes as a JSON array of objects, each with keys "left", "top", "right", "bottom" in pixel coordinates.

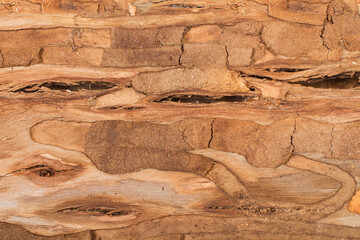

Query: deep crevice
[
  {"left": 290, "top": 72, "right": 360, "bottom": 89},
  {"left": 320, "top": 0, "right": 333, "bottom": 51},
  {"left": 240, "top": 73, "right": 273, "bottom": 80},
  {"left": 12, "top": 84, "right": 40, "bottom": 93},
  {"left": 179, "top": 27, "right": 191, "bottom": 66},
  {"left": 153, "top": 94, "right": 252, "bottom": 104},
  {"left": 265, "top": 68, "right": 308, "bottom": 73},
  {"left": 243, "top": 71, "right": 360, "bottom": 89},
  {"left": 42, "top": 81, "right": 116, "bottom": 91},
  {"left": 11, "top": 81, "right": 116, "bottom": 93}
]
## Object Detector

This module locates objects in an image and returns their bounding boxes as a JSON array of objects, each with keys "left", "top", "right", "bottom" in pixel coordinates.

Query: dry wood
[{"left": 2, "top": 0, "right": 360, "bottom": 239}]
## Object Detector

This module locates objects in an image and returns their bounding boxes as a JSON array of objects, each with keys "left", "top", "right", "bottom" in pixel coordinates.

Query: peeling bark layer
[{"left": 2, "top": 0, "right": 360, "bottom": 239}]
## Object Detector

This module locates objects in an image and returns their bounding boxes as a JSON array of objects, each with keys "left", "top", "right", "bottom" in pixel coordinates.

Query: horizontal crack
[
  {"left": 153, "top": 94, "right": 252, "bottom": 104},
  {"left": 57, "top": 206, "right": 133, "bottom": 216}
]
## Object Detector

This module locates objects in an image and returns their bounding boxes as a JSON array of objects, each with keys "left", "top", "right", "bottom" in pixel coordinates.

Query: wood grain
[{"left": 2, "top": 0, "right": 360, "bottom": 238}]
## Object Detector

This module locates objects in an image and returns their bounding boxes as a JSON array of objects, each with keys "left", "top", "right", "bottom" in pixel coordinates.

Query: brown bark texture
[{"left": 2, "top": 0, "right": 360, "bottom": 239}]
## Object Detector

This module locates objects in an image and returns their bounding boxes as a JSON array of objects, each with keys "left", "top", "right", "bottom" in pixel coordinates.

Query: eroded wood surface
[{"left": 2, "top": 0, "right": 360, "bottom": 239}]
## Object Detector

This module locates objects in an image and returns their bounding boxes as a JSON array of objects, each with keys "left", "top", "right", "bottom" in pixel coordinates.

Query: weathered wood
[{"left": 2, "top": 0, "right": 360, "bottom": 239}]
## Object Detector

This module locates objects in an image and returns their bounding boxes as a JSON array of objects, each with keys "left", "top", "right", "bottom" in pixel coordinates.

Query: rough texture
[
  {"left": 184, "top": 25, "right": 222, "bottom": 44},
  {"left": 220, "top": 28, "right": 265, "bottom": 64},
  {"left": 0, "top": 28, "right": 72, "bottom": 47},
  {"left": 181, "top": 43, "right": 227, "bottom": 69},
  {"left": 2, "top": 0, "right": 360, "bottom": 238},
  {"left": 322, "top": 0, "right": 360, "bottom": 51},
  {"left": 132, "top": 67, "right": 249, "bottom": 95},
  {"left": 332, "top": 121, "right": 360, "bottom": 159},
  {"left": 112, "top": 27, "right": 161, "bottom": 49},
  {"left": 0, "top": 223, "right": 91, "bottom": 240},
  {"left": 102, "top": 46, "right": 181, "bottom": 67},
  {"left": 262, "top": 22, "right": 326, "bottom": 58},
  {"left": 1, "top": 47, "right": 41, "bottom": 67},
  {"left": 43, "top": 46, "right": 104, "bottom": 66},
  {"left": 85, "top": 119, "right": 214, "bottom": 174},
  {"left": 211, "top": 118, "right": 295, "bottom": 167},
  {"left": 74, "top": 29, "right": 112, "bottom": 48},
  {"left": 157, "top": 26, "right": 184, "bottom": 46},
  {"left": 292, "top": 118, "right": 333, "bottom": 156}
]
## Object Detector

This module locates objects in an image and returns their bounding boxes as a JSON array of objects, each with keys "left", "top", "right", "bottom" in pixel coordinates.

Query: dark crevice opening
[
  {"left": 57, "top": 206, "right": 133, "bottom": 216},
  {"left": 12, "top": 84, "right": 40, "bottom": 93},
  {"left": 41, "top": 81, "right": 116, "bottom": 91},
  {"left": 168, "top": 4, "right": 204, "bottom": 9},
  {"left": 25, "top": 164, "right": 50, "bottom": 170},
  {"left": 11, "top": 81, "right": 116, "bottom": 93},
  {"left": 240, "top": 73, "right": 273, "bottom": 80},
  {"left": 102, "top": 106, "right": 145, "bottom": 110},
  {"left": 290, "top": 72, "right": 360, "bottom": 89},
  {"left": 153, "top": 94, "right": 252, "bottom": 104},
  {"left": 264, "top": 68, "right": 308, "bottom": 73},
  {"left": 249, "top": 87, "right": 256, "bottom": 92}
]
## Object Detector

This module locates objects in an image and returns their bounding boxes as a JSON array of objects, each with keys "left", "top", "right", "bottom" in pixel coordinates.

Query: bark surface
[{"left": 1, "top": 0, "right": 360, "bottom": 239}]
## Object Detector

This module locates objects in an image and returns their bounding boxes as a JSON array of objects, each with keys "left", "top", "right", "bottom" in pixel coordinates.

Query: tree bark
[{"left": 1, "top": 0, "right": 360, "bottom": 239}]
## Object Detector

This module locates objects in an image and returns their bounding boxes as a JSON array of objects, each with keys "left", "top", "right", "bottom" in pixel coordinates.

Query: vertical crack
[
  {"left": 290, "top": 116, "right": 298, "bottom": 157},
  {"left": 258, "top": 25, "right": 273, "bottom": 55},
  {"left": 179, "top": 27, "right": 190, "bottom": 66},
  {"left": 225, "top": 45, "right": 230, "bottom": 69},
  {"left": 320, "top": 17, "right": 331, "bottom": 51},
  {"left": 320, "top": 0, "right": 334, "bottom": 51},
  {"left": 90, "top": 230, "right": 96, "bottom": 240},
  {"left": 69, "top": 28, "right": 82, "bottom": 52},
  {"left": 0, "top": 49, "right": 5, "bottom": 67},
  {"left": 96, "top": 1, "right": 102, "bottom": 13},
  {"left": 27, "top": 47, "right": 44, "bottom": 66},
  {"left": 38, "top": 47, "right": 44, "bottom": 63},
  {"left": 330, "top": 123, "right": 335, "bottom": 158},
  {"left": 208, "top": 118, "right": 215, "bottom": 148},
  {"left": 204, "top": 162, "right": 216, "bottom": 177}
]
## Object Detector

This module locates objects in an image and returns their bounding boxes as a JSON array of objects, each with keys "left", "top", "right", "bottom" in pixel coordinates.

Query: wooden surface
[{"left": 2, "top": 0, "right": 360, "bottom": 239}]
